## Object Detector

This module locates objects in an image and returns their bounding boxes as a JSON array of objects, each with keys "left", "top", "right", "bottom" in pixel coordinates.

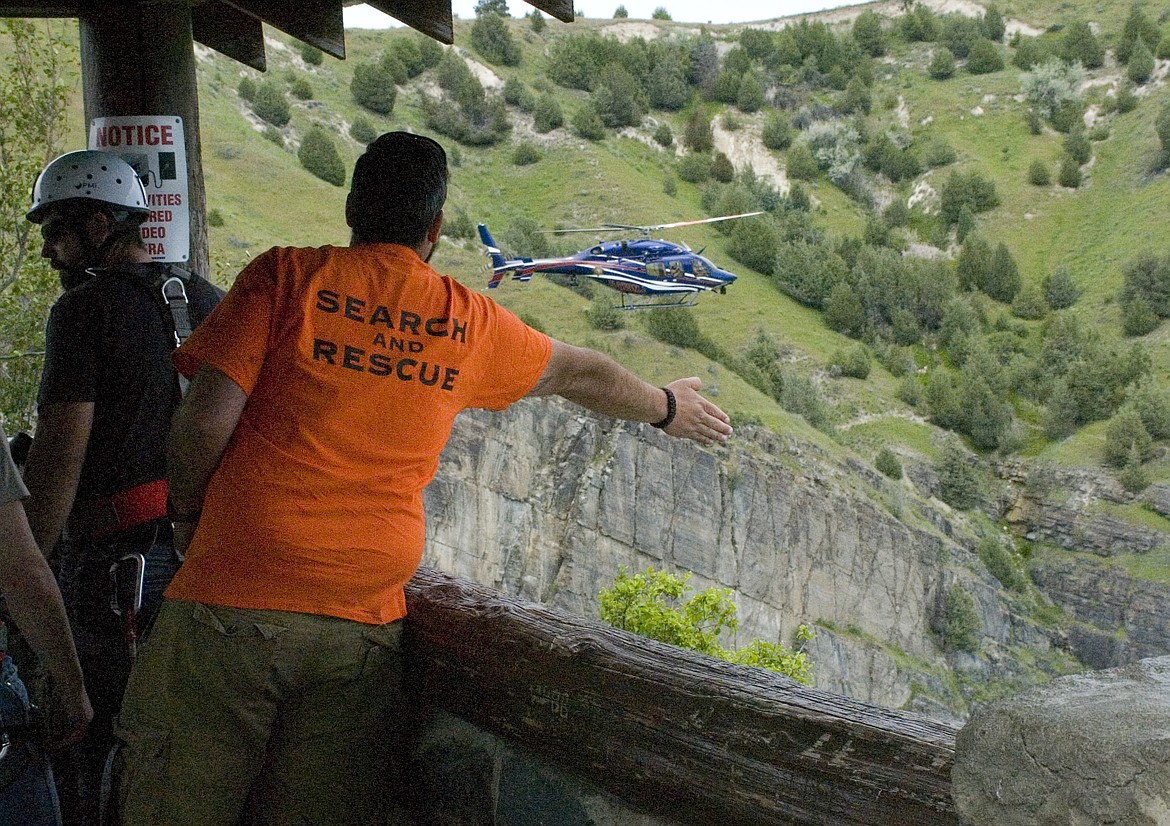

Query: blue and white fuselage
[{"left": 477, "top": 224, "right": 736, "bottom": 307}]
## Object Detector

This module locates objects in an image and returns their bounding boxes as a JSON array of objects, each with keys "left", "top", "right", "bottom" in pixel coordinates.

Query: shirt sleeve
[
  {"left": 463, "top": 294, "right": 552, "bottom": 411},
  {"left": 0, "top": 425, "right": 28, "bottom": 505},
  {"left": 174, "top": 251, "right": 277, "bottom": 394},
  {"left": 37, "top": 292, "right": 102, "bottom": 408}
]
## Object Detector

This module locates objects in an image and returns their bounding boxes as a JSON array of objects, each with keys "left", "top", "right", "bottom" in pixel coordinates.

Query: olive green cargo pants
[{"left": 114, "top": 599, "right": 407, "bottom": 826}]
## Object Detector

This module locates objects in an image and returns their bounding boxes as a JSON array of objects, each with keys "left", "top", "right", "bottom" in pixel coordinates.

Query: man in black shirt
[{"left": 21, "top": 150, "right": 222, "bottom": 824}]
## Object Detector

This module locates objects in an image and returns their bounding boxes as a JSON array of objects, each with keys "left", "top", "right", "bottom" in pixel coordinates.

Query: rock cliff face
[{"left": 422, "top": 400, "right": 1070, "bottom": 720}]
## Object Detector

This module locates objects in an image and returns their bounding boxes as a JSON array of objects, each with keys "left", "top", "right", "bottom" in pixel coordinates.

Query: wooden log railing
[{"left": 404, "top": 567, "right": 960, "bottom": 826}]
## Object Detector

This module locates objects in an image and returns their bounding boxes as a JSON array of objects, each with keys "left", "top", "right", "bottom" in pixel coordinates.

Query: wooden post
[{"left": 78, "top": 1, "right": 207, "bottom": 279}]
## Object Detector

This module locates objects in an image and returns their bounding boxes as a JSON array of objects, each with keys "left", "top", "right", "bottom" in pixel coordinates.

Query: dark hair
[{"left": 349, "top": 131, "right": 448, "bottom": 246}]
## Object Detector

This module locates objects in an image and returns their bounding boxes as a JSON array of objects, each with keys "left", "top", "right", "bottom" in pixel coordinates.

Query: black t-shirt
[{"left": 37, "top": 264, "right": 223, "bottom": 502}]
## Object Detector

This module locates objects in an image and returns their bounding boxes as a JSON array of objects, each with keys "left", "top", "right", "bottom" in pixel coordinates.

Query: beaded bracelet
[{"left": 651, "top": 387, "right": 676, "bottom": 429}]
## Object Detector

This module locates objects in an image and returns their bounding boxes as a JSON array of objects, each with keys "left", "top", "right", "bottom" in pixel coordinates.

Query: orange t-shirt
[{"left": 165, "top": 244, "right": 551, "bottom": 624}]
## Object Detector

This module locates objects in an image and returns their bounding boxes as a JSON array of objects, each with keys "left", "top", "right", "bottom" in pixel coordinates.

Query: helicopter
[{"left": 476, "top": 212, "right": 763, "bottom": 309}]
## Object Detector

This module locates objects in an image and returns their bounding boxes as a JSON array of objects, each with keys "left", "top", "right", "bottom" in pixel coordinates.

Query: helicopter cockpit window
[
  {"left": 692, "top": 260, "right": 708, "bottom": 277},
  {"left": 591, "top": 246, "right": 603, "bottom": 255},
  {"left": 668, "top": 260, "right": 684, "bottom": 278},
  {"left": 647, "top": 262, "right": 666, "bottom": 278}
]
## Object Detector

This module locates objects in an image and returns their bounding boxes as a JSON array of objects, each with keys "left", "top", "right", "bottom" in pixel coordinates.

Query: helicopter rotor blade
[
  {"left": 638, "top": 211, "right": 765, "bottom": 232},
  {"left": 544, "top": 227, "right": 624, "bottom": 235}
]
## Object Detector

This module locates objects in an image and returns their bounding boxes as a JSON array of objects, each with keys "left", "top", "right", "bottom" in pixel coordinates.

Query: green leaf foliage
[
  {"left": 297, "top": 126, "right": 346, "bottom": 187},
  {"left": 599, "top": 567, "right": 813, "bottom": 683}
]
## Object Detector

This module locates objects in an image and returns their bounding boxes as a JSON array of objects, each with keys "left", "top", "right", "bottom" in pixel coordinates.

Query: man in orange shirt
[{"left": 114, "top": 131, "right": 732, "bottom": 825}]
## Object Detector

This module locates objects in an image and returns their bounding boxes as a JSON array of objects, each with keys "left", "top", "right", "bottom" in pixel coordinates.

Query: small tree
[
  {"left": 653, "top": 123, "right": 673, "bottom": 147},
  {"left": 349, "top": 116, "right": 379, "bottom": 145},
  {"left": 830, "top": 345, "right": 871, "bottom": 379},
  {"left": 471, "top": 11, "right": 521, "bottom": 66},
  {"left": 853, "top": 10, "right": 886, "bottom": 57},
  {"left": 251, "top": 81, "right": 291, "bottom": 127},
  {"left": 981, "top": 4, "right": 1006, "bottom": 40},
  {"left": 298, "top": 126, "right": 346, "bottom": 186},
  {"left": 762, "top": 111, "right": 793, "bottom": 151},
  {"left": 937, "top": 440, "right": 979, "bottom": 510},
  {"left": 572, "top": 103, "right": 606, "bottom": 140},
  {"left": 1021, "top": 57, "right": 1083, "bottom": 120},
  {"left": 1057, "top": 153, "right": 1082, "bottom": 188},
  {"left": 875, "top": 447, "right": 903, "bottom": 480},
  {"left": 736, "top": 71, "right": 766, "bottom": 113},
  {"left": 533, "top": 93, "right": 564, "bottom": 132},
  {"left": 1063, "top": 127, "right": 1091, "bottom": 165},
  {"left": 238, "top": 75, "right": 257, "bottom": 101},
  {"left": 1028, "top": 158, "right": 1051, "bottom": 186},
  {"left": 651, "top": 6, "right": 671, "bottom": 20},
  {"left": 1043, "top": 266, "right": 1080, "bottom": 310},
  {"left": 710, "top": 151, "right": 734, "bottom": 183},
  {"left": 965, "top": 39, "right": 1004, "bottom": 74},
  {"left": 351, "top": 61, "right": 396, "bottom": 115},
  {"left": 289, "top": 75, "right": 313, "bottom": 100},
  {"left": 1127, "top": 37, "right": 1155, "bottom": 84},
  {"left": 512, "top": 141, "right": 541, "bottom": 165},
  {"left": 299, "top": 42, "right": 324, "bottom": 66},
  {"left": 1104, "top": 407, "right": 1152, "bottom": 467},
  {"left": 682, "top": 108, "right": 714, "bottom": 152},
  {"left": 929, "top": 47, "right": 956, "bottom": 80},
  {"left": 1117, "top": 4, "right": 1161, "bottom": 65},
  {"left": 942, "top": 585, "right": 980, "bottom": 652},
  {"left": 529, "top": 9, "right": 546, "bottom": 32},
  {"left": 824, "top": 281, "right": 867, "bottom": 338},
  {"left": 1061, "top": 20, "right": 1104, "bottom": 68},
  {"left": 613, "top": 4, "right": 628, "bottom": 17}
]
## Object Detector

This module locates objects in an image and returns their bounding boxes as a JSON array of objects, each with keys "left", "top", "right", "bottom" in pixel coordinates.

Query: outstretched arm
[{"left": 528, "top": 339, "right": 732, "bottom": 445}]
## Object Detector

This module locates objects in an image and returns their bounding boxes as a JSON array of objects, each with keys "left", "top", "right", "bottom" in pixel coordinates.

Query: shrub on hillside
[
  {"left": 529, "top": 9, "right": 546, "bottom": 31},
  {"left": 736, "top": 70, "right": 766, "bottom": 113},
  {"left": 824, "top": 281, "right": 867, "bottom": 338},
  {"left": 1117, "top": 4, "right": 1161, "bottom": 65},
  {"left": 592, "top": 63, "right": 645, "bottom": 128},
  {"left": 1116, "top": 83, "right": 1140, "bottom": 115},
  {"left": 875, "top": 448, "right": 902, "bottom": 480},
  {"left": 853, "top": 10, "right": 886, "bottom": 56},
  {"left": 683, "top": 109, "right": 714, "bottom": 152},
  {"left": 928, "top": 47, "right": 956, "bottom": 80},
  {"left": 251, "top": 81, "right": 290, "bottom": 127},
  {"left": 586, "top": 294, "right": 624, "bottom": 331},
  {"left": 1028, "top": 158, "right": 1051, "bottom": 186},
  {"left": 830, "top": 345, "right": 870, "bottom": 379},
  {"left": 761, "top": 111, "right": 793, "bottom": 151},
  {"left": 1011, "top": 284, "right": 1047, "bottom": 320},
  {"left": 349, "top": 116, "right": 378, "bottom": 145},
  {"left": 1121, "top": 296, "right": 1160, "bottom": 337},
  {"left": 1042, "top": 266, "right": 1080, "bottom": 310},
  {"left": 1012, "top": 36, "right": 1047, "bottom": 70},
  {"left": 1128, "top": 37, "right": 1155, "bottom": 84},
  {"left": 710, "top": 151, "right": 734, "bottom": 183},
  {"left": 1063, "top": 128, "right": 1091, "bottom": 165},
  {"left": 298, "top": 126, "right": 346, "bottom": 187},
  {"left": 646, "top": 59, "right": 690, "bottom": 111},
  {"left": 941, "top": 585, "right": 980, "bottom": 652},
  {"left": 512, "top": 142, "right": 540, "bottom": 165},
  {"left": 237, "top": 75, "right": 257, "bottom": 101},
  {"left": 1061, "top": 20, "right": 1104, "bottom": 68},
  {"left": 981, "top": 4, "right": 1005, "bottom": 41},
  {"left": 299, "top": 43, "right": 324, "bottom": 66},
  {"left": 1021, "top": 57, "right": 1083, "bottom": 120},
  {"left": 533, "top": 93, "right": 564, "bottom": 132},
  {"left": 471, "top": 12, "right": 520, "bottom": 66},
  {"left": 978, "top": 536, "right": 1026, "bottom": 591},
  {"left": 937, "top": 441, "right": 980, "bottom": 510},
  {"left": 965, "top": 39, "right": 1004, "bottom": 74},
  {"left": 940, "top": 170, "right": 999, "bottom": 225},
  {"left": 351, "top": 62, "right": 396, "bottom": 115},
  {"left": 677, "top": 153, "right": 712, "bottom": 183},
  {"left": 1104, "top": 407, "right": 1153, "bottom": 468},
  {"left": 289, "top": 76, "right": 313, "bottom": 101},
  {"left": 726, "top": 217, "right": 780, "bottom": 276},
  {"left": 899, "top": 4, "right": 938, "bottom": 42},
  {"left": 1057, "top": 153, "right": 1082, "bottom": 188},
  {"left": 653, "top": 123, "right": 673, "bottom": 147},
  {"left": 940, "top": 13, "right": 982, "bottom": 58}
]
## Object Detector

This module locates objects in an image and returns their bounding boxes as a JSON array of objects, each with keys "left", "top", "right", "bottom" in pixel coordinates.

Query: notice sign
[{"left": 88, "top": 115, "right": 189, "bottom": 263}]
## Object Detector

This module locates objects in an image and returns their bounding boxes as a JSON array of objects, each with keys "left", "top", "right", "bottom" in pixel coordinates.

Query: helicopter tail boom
[{"left": 477, "top": 224, "right": 510, "bottom": 288}]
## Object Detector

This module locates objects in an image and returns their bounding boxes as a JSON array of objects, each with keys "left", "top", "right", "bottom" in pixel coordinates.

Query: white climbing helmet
[{"left": 27, "top": 150, "right": 150, "bottom": 224}]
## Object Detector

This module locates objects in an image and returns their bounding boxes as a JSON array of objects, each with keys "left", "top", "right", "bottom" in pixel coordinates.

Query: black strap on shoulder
[{"left": 94, "top": 263, "right": 196, "bottom": 394}]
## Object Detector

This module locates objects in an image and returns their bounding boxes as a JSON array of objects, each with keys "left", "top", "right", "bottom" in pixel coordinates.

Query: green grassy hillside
[{"left": 20, "top": 1, "right": 1170, "bottom": 490}]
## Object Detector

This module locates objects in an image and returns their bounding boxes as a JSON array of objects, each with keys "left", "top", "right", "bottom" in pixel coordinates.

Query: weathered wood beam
[
  {"left": 220, "top": 0, "right": 345, "bottom": 59},
  {"left": 192, "top": 1, "right": 266, "bottom": 72},
  {"left": 0, "top": 1, "right": 78, "bottom": 14},
  {"left": 523, "top": 0, "right": 572, "bottom": 23},
  {"left": 364, "top": 0, "right": 452, "bottom": 44},
  {"left": 404, "top": 567, "right": 960, "bottom": 826}
]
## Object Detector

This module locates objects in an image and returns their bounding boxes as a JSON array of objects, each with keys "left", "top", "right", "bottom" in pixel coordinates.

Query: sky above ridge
[{"left": 343, "top": 0, "right": 860, "bottom": 28}]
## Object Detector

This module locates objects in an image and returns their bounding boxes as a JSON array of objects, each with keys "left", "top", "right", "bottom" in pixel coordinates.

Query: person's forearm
[
  {"left": 22, "top": 402, "right": 92, "bottom": 557},
  {"left": 167, "top": 366, "right": 249, "bottom": 518},
  {"left": 560, "top": 351, "right": 669, "bottom": 422},
  {"left": 0, "top": 503, "right": 85, "bottom": 692}
]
